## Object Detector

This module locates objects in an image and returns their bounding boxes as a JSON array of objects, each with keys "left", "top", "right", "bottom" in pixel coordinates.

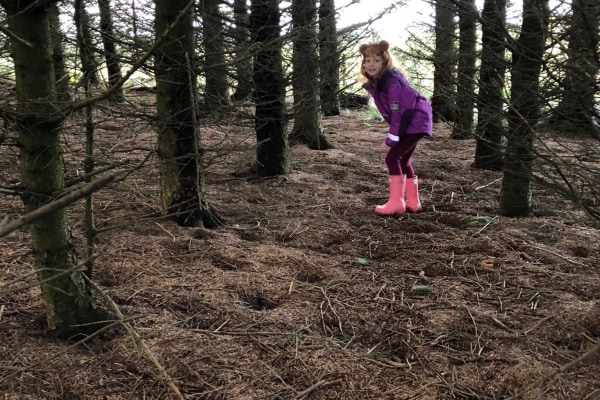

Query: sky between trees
[
  {"left": 337, "top": 0, "right": 432, "bottom": 42},
  {"left": 339, "top": 0, "right": 566, "bottom": 46}
]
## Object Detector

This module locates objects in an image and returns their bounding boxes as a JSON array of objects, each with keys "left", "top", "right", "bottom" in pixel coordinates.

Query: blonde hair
[{"left": 359, "top": 40, "right": 395, "bottom": 82}]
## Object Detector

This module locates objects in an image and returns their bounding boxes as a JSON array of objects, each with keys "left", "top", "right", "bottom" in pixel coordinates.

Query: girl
[{"left": 360, "top": 40, "right": 433, "bottom": 215}]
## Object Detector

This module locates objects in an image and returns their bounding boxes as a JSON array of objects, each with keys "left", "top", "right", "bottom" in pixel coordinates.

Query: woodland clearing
[{"left": 1, "top": 91, "right": 599, "bottom": 399}]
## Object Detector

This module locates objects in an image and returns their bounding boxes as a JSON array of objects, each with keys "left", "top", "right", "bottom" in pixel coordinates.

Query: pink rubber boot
[
  {"left": 405, "top": 176, "right": 422, "bottom": 212},
  {"left": 375, "top": 175, "right": 406, "bottom": 215}
]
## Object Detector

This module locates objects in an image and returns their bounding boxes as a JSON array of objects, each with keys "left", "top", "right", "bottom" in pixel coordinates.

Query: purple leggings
[{"left": 384, "top": 133, "right": 425, "bottom": 177}]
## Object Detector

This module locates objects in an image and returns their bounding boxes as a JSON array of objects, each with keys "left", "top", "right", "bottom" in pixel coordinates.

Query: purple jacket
[{"left": 365, "top": 68, "right": 433, "bottom": 147}]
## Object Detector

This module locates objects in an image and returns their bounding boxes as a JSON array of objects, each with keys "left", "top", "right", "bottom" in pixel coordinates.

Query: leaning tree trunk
[
  {"left": 154, "top": 0, "right": 224, "bottom": 227},
  {"left": 501, "top": 0, "right": 550, "bottom": 217},
  {"left": 289, "top": 0, "right": 332, "bottom": 150},
  {"left": 451, "top": 0, "right": 479, "bottom": 139},
  {"left": 250, "top": 0, "right": 290, "bottom": 176},
  {"left": 98, "top": 0, "right": 125, "bottom": 103},
  {"left": 318, "top": 0, "right": 340, "bottom": 117},
  {"left": 552, "top": 0, "right": 600, "bottom": 130},
  {"left": 1, "top": 0, "right": 113, "bottom": 338},
  {"left": 431, "top": 0, "right": 457, "bottom": 123},
  {"left": 474, "top": 0, "right": 507, "bottom": 170}
]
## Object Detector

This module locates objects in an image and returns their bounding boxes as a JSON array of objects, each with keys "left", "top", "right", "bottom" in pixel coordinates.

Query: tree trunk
[
  {"left": 431, "top": 0, "right": 457, "bottom": 123},
  {"left": 452, "top": 0, "right": 479, "bottom": 139},
  {"left": 501, "top": 0, "right": 550, "bottom": 217},
  {"left": 202, "top": 0, "right": 230, "bottom": 112},
  {"left": 289, "top": 0, "right": 332, "bottom": 150},
  {"left": 1, "top": 0, "right": 113, "bottom": 338},
  {"left": 154, "top": 0, "right": 224, "bottom": 227},
  {"left": 250, "top": 0, "right": 290, "bottom": 176},
  {"left": 552, "top": 0, "right": 600, "bottom": 131},
  {"left": 318, "top": 0, "right": 340, "bottom": 117},
  {"left": 98, "top": 0, "right": 125, "bottom": 103},
  {"left": 48, "top": 1, "right": 71, "bottom": 103},
  {"left": 231, "top": 0, "right": 254, "bottom": 102},
  {"left": 75, "top": 0, "right": 99, "bottom": 85},
  {"left": 474, "top": 0, "right": 507, "bottom": 170}
]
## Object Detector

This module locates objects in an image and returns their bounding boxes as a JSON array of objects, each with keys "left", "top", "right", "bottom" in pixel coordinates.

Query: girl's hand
[{"left": 380, "top": 142, "right": 391, "bottom": 153}]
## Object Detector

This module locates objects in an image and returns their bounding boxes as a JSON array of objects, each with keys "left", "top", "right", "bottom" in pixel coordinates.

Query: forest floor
[{"left": 1, "top": 91, "right": 599, "bottom": 400}]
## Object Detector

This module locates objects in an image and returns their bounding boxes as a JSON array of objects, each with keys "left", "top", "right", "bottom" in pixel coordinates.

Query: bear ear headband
[
  {"left": 359, "top": 40, "right": 390, "bottom": 55},
  {"left": 378, "top": 40, "right": 390, "bottom": 51}
]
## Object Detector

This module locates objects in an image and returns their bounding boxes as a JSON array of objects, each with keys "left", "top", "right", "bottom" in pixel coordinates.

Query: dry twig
[
  {"left": 508, "top": 341, "right": 600, "bottom": 399},
  {"left": 295, "top": 379, "right": 342, "bottom": 399},
  {"left": 87, "top": 278, "right": 185, "bottom": 400}
]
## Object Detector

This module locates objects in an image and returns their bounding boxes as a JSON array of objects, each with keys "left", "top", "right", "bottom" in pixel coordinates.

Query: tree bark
[
  {"left": 552, "top": 0, "right": 600, "bottom": 131},
  {"left": 250, "top": 0, "right": 290, "bottom": 176},
  {"left": 48, "top": 1, "right": 71, "bottom": 103},
  {"left": 202, "top": 0, "right": 230, "bottom": 112},
  {"left": 289, "top": 0, "right": 332, "bottom": 150},
  {"left": 318, "top": 0, "right": 340, "bottom": 117},
  {"left": 98, "top": 0, "right": 125, "bottom": 103},
  {"left": 154, "top": 0, "right": 224, "bottom": 227},
  {"left": 1, "top": 0, "right": 113, "bottom": 338},
  {"left": 75, "top": 0, "right": 99, "bottom": 85},
  {"left": 452, "top": 0, "right": 479, "bottom": 139},
  {"left": 474, "top": 0, "right": 507, "bottom": 170},
  {"left": 432, "top": 0, "right": 457, "bottom": 123},
  {"left": 501, "top": 0, "right": 550, "bottom": 217},
  {"left": 231, "top": 0, "right": 254, "bottom": 102}
]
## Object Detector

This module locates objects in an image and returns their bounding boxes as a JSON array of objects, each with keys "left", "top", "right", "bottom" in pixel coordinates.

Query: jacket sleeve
[{"left": 385, "top": 82, "right": 418, "bottom": 147}]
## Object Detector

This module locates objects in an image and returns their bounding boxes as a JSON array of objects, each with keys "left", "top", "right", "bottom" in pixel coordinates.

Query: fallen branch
[
  {"left": 469, "top": 215, "right": 498, "bottom": 238},
  {"left": 295, "top": 379, "right": 341, "bottom": 399},
  {"left": 0, "top": 320, "right": 122, "bottom": 389},
  {"left": 528, "top": 244, "right": 590, "bottom": 268},
  {"left": 507, "top": 341, "right": 600, "bottom": 399},
  {"left": 86, "top": 278, "right": 185, "bottom": 400},
  {"left": 474, "top": 178, "right": 502, "bottom": 191},
  {"left": 0, "top": 152, "right": 152, "bottom": 238}
]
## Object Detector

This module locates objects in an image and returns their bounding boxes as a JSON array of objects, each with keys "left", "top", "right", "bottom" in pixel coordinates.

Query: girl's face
[{"left": 363, "top": 54, "right": 384, "bottom": 78}]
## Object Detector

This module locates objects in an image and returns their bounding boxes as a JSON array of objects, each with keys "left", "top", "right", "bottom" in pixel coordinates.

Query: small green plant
[{"left": 362, "top": 103, "right": 382, "bottom": 121}]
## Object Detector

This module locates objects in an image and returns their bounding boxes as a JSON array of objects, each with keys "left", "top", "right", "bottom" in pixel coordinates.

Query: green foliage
[
  {"left": 362, "top": 103, "right": 382, "bottom": 121},
  {"left": 391, "top": 39, "right": 434, "bottom": 100}
]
